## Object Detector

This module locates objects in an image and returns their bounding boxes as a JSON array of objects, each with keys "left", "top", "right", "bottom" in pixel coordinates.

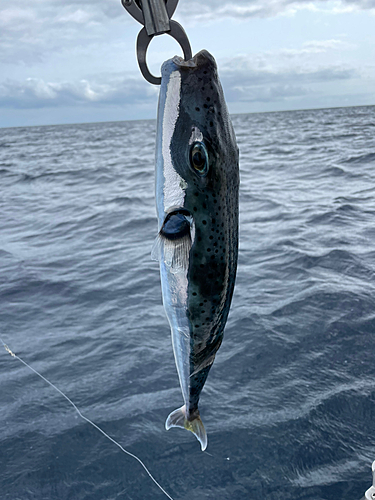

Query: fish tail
[{"left": 165, "top": 405, "right": 207, "bottom": 451}]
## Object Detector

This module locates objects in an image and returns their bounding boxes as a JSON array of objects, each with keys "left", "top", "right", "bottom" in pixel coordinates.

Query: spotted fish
[{"left": 152, "top": 50, "right": 239, "bottom": 451}]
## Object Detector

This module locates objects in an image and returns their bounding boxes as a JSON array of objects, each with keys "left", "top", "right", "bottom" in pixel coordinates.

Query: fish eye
[{"left": 190, "top": 142, "right": 209, "bottom": 176}]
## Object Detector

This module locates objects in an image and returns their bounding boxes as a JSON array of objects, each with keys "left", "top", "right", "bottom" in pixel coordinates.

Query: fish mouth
[
  {"left": 161, "top": 207, "right": 193, "bottom": 241},
  {"left": 152, "top": 207, "right": 194, "bottom": 272},
  {"left": 172, "top": 50, "right": 216, "bottom": 71},
  {"left": 160, "top": 50, "right": 217, "bottom": 85}
]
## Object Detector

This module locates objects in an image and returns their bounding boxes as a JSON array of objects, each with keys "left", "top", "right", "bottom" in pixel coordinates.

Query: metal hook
[
  {"left": 122, "top": 0, "right": 192, "bottom": 85},
  {"left": 137, "top": 20, "right": 192, "bottom": 85}
]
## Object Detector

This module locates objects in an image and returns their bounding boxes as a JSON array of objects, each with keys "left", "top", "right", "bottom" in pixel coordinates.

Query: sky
[{"left": 0, "top": 0, "right": 375, "bottom": 127}]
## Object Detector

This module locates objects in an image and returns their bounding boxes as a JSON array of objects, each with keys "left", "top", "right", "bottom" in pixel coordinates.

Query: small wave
[
  {"left": 292, "top": 458, "right": 363, "bottom": 487},
  {"left": 334, "top": 203, "right": 358, "bottom": 213},
  {"left": 0, "top": 248, "right": 16, "bottom": 261},
  {"left": 334, "top": 195, "right": 373, "bottom": 204},
  {"left": 262, "top": 147, "right": 294, "bottom": 155},
  {"left": 333, "top": 133, "right": 357, "bottom": 140},
  {"left": 296, "top": 248, "right": 355, "bottom": 269},
  {"left": 105, "top": 196, "right": 145, "bottom": 207},
  {"left": 16, "top": 168, "right": 89, "bottom": 183},
  {"left": 342, "top": 152, "right": 375, "bottom": 165},
  {"left": 307, "top": 202, "right": 364, "bottom": 225},
  {"left": 323, "top": 165, "right": 347, "bottom": 177},
  {"left": 307, "top": 210, "right": 345, "bottom": 225},
  {"left": 293, "top": 249, "right": 374, "bottom": 283}
]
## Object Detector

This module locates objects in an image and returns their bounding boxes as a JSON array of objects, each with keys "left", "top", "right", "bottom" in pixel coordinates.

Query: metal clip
[{"left": 121, "top": 0, "right": 192, "bottom": 85}]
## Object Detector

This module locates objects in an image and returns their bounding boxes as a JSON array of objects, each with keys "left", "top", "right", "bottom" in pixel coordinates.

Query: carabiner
[{"left": 121, "top": 0, "right": 192, "bottom": 85}]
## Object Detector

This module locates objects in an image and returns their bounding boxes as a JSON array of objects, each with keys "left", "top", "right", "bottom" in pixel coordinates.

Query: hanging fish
[{"left": 152, "top": 50, "right": 239, "bottom": 451}]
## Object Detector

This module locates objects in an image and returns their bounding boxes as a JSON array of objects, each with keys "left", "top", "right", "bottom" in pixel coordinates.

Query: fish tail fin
[{"left": 165, "top": 405, "right": 207, "bottom": 451}]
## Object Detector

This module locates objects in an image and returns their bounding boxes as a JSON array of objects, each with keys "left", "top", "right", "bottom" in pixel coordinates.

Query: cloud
[
  {"left": 0, "top": 3, "right": 361, "bottom": 114},
  {"left": 216, "top": 43, "right": 359, "bottom": 104},
  {"left": 179, "top": 0, "right": 312, "bottom": 20},
  {"left": 234, "top": 39, "right": 355, "bottom": 65},
  {"left": 221, "top": 65, "right": 357, "bottom": 103},
  {"left": 178, "top": 0, "right": 375, "bottom": 21},
  {"left": 1, "top": 0, "right": 122, "bottom": 27},
  {"left": 228, "top": 83, "right": 310, "bottom": 103},
  {"left": 0, "top": 1, "right": 128, "bottom": 65},
  {"left": 0, "top": 74, "right": 158, "bottom": 109},
  {"left": 0, "top": 0, "right": 370, "bottom": 65},
  {"left": 303, "top": 39, "right": 351, "bottom": 50},
  {"left": 0, "top": 55, "right": 357, "bottom": 111},
  {"left": 219, "top": 38, "right": 357, "bottom": 78},
  {"left": 224, "top": 64, "right": 356, "bottom": 86}
]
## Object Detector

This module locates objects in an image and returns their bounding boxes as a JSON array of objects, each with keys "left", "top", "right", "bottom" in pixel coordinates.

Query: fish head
[{"left": 155, "top": 49, "right": 239, "bottom": 226}]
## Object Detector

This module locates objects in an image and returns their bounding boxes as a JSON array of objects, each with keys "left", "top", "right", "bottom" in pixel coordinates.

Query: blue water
[{"left": 1, "top": 106, "right": 375, "bottom": 500}]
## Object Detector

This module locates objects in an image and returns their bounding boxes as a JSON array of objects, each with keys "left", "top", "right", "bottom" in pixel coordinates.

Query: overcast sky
[{"left": 1, "top": 0, "right": 374, "bottom": 127}]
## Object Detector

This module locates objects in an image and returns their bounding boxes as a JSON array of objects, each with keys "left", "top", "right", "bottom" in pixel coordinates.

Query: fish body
[{"left": 152, "top": 50, "right": 239, "bottom": 451}]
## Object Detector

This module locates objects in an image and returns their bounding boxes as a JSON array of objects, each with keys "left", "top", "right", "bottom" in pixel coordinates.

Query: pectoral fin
[{"left": 151, "top": 212, "right": 192, "bottom": 273}]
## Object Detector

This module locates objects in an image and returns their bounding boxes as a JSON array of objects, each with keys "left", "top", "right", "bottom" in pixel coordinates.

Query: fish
[{"left": 152, "top": 50, "right": 239, "bottom": 451}]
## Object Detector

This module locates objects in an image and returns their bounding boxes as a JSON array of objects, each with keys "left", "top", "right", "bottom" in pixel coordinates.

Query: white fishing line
[{"left": 0, "top": 336, "right": 174, "bottom": 500}]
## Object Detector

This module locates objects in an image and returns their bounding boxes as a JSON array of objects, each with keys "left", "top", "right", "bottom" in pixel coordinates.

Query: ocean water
[{"left": 1, "top": 105, "right": 375, "bottom": 500}]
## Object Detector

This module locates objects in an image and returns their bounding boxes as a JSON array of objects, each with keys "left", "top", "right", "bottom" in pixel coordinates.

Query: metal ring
[{"left": 136, "top": 20, "right": 193, "bottom": 85}]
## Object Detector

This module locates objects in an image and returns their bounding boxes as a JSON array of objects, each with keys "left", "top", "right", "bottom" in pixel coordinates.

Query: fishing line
[{"left": 0, "top": 336, "right": 174, "bottom": 500}]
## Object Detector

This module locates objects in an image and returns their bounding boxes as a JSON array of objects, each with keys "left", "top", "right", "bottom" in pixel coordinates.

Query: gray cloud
[
  {"left": 0, "top": 0, "right": 128, "bottom": 65},
  {"left": 0, "top": 0, "right": 371, "bottom": 65},
  {"left": 0, "top": 74, "right": 158, "bottom": 109},
  {"left": 222, "top": 61, "right": 356, "bottom": 86},
  {"left": 217, "top": 51, "right": 358, "bottom": 103},
  {"left": 342, "top": 0, "right": 375, "bottom": 8},
  {"left": 211, "top": 33, "right": 359, "bottom": 104},
  {"left": 179, "top": 0, "right": 301, "bottom": 20},
  {"left": 178, "top": 0, "right": 375, "bottom": 21},
  {"left": 0, "top": 58, "right": 357, "bottom": 111},
  {"left": 228, "top": 84, "right": 310, "bottom": 103}
]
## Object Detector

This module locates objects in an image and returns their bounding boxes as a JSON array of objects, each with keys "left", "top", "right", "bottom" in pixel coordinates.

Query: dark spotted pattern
[{"left": 170, "top": 50, "right": 239, "bottom": 418}]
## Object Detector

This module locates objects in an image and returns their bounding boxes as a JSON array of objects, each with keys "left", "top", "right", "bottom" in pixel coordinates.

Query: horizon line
[{"left": 1, "top": 102, "right": 374, "bottom": 131}]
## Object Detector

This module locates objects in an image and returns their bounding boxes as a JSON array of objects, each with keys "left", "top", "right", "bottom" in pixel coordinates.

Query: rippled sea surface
[{"left": 1, "top": 106, "right": 375, "bottom": 500}]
